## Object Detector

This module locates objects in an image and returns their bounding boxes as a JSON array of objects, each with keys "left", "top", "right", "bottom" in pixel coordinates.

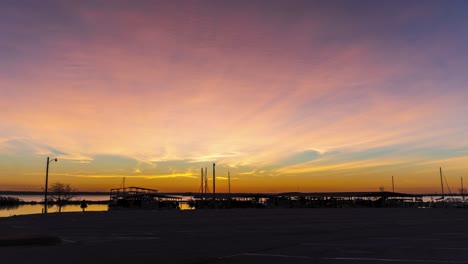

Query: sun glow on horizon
[{"left": 1, "top": 1, "right": 468, "bottom": 193}]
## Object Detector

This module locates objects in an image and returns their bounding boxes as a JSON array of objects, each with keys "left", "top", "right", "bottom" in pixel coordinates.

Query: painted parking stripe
[
  {"left": 323, "top": 257, "right": 468, "bottom": 263},
  {"left": 227, "top": 253, "right": 468, "bottom": 263}
]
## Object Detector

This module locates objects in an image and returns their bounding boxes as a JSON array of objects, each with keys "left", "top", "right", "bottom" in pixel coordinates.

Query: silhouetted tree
[
  {"left": 49, "top": 182, "right": 76, "bottom": 212},
  {"left": 80, "top": 199, "right": 88, "bottom": 212}
]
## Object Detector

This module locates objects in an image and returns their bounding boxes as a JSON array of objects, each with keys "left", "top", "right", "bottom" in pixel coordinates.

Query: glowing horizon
[{"left": 1, "top": 1, "right": 468, "bottom": 193}]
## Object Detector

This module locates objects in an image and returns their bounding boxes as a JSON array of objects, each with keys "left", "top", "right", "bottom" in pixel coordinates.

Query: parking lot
[{"left": 1, "top": 208, "right": 468, "bottom": 263}]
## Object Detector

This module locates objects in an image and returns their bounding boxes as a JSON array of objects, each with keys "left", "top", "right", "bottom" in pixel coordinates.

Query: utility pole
[
  {"left": 44, "top": 157, "right": 57, "bottom": 214},
  {"left": 212, "top": 163, "right": 216, "bottom": 201},
  {"left": 44, "top": 157, "right": 50, "bottom": 214}
]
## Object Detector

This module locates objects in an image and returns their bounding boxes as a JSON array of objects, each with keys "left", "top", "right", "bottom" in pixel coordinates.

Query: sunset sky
[{"left": 1, "top": 0, "right": 467, "bottom": 193}]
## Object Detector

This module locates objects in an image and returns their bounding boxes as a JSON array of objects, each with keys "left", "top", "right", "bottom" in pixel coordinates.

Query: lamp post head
[{"left": 54, "top": 158, "right": 58, "bottom": 162}]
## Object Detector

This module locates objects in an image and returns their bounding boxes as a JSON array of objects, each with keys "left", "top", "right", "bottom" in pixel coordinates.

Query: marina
[{"left": 1, "top": 190, "right": 466, "bottom": 218}]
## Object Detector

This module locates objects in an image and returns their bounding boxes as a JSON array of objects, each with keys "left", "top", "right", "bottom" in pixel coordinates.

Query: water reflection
[
  {"left": 0, "top": 204, "right": 109, "bottom": 217},
  {"left": 0, "top": 204, "right": 20, "bottom": 211}
]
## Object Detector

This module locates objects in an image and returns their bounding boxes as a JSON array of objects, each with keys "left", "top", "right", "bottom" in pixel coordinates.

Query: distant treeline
[
  {"left": 0, "top": 191, "right": 110, "bottom": 196},
  {"left": 53, "top": 200, "right": 109, "bottom": 205},
  {"left": 0, "top": 195, "right": 108, "bottom": 206}
]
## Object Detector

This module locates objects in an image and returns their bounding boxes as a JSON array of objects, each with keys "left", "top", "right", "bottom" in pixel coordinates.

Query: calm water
[
  {"left": 0, "top": 194, "right": 110, "bottom": 217},
  {"left": 0, "top": 204, "right": 109, "bottom": 217},
  {"left": 0, "top": 194, "right": 194, "bottom": 217}
]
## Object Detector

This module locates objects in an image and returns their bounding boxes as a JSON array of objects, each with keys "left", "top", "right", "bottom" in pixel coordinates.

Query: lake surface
[
  {"left": 0, "top": 194, "right": 196, "bottom": 217},
  {"left": 0, "top": 194, "right": 110, "bottom": 217},
  {"left": 0, "top": 204, "right": 109, "bottom": 217}
]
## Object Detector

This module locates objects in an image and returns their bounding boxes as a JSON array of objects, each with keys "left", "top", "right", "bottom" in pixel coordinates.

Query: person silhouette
[{"left": 80, "top": 199, "right": 88, "bottom": 212}]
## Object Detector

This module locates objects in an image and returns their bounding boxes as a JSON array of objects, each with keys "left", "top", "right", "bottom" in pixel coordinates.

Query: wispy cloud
[
  {"left": 36, "top": 172, "right": 198, "bottom": 180},
  {"left": 1, "top": 1, "right": 468, "bottom": 192}
]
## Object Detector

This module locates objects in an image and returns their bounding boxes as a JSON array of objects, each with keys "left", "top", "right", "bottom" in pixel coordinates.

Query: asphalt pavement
[{"left": 1, "top": 208, "right": 467, "bottom": 264}]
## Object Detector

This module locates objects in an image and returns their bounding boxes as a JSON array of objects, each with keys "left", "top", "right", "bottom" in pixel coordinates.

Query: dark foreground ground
[{"left": 1, "top": 208, "right": 468, "bottom": 264}]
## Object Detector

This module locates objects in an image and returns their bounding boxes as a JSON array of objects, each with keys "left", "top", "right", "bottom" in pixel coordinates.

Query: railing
[{"left": 110, "top": 186, "right": 158, "bottom": 201}]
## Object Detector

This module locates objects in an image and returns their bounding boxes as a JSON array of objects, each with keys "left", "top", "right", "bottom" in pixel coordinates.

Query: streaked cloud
[{"left": 0, "top": 1, "right": 467, "bottom": 192}]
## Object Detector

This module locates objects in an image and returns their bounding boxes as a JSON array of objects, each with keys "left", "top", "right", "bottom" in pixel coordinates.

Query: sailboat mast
[
  {"left": 228, "top": 171, "right": 231, "bottom": 194},
  {"left": 200, "top": 168, "right": 204, "bottom": 195},
  {"left": 204, "top": 167, "right": 209, "bottom": 194},
  {"left": 213, "top": 163, "right": 216, "bottom": 201},
  {"left": 440, "top": 167, "right": 444, "bottom": 197},
  {"left": 461, "top": 176, "right": 464, "bottom": 200}
]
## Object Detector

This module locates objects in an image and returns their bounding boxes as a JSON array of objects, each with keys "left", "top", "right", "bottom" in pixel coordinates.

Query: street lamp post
[{"left": 44, "top": 157, "right": 57, "bottom": 214}]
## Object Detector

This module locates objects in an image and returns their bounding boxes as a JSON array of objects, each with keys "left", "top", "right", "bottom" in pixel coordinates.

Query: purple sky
[{"left": 1, "top": 0, "right": 467, "bottom": 192}]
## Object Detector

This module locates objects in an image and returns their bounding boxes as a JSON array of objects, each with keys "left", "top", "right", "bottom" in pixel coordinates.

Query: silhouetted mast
[
  {"left": 461, "top": 176, "right": 464, "bottom": 200},
  {"left": 213, "top": 163, "right": 216, "bottom": 200},
  {"left": 200, "top": 168, "right": 204, "bottom": 196},
  {"left": 204, "top": 167, "right": 209, "bottom": 194},
  {"left": 228, "top": 170, "right": 231, "bottom": 194},
  {"left": 440, "top": 167, "right": 444, "bottom": 198},
  {"left": 392, "top": 176, "right": 395, "bottom": 193}
]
